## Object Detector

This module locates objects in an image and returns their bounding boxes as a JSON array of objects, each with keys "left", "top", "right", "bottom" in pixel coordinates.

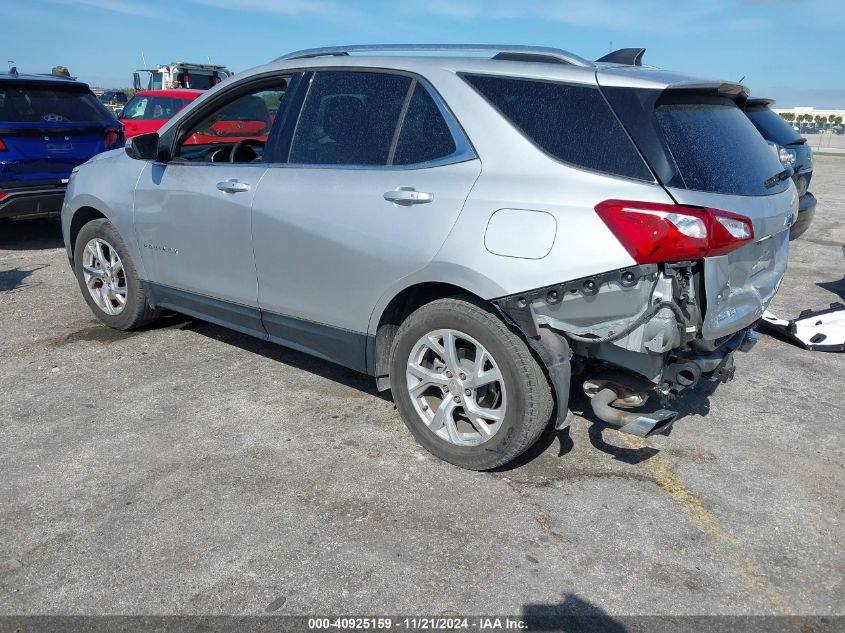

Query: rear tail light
[
  {"left": 0, "top": 137, "right": 7, "bottom": 151},
  {"left": 105, "top": 128, "right": 120, "bottom": 148},
  {"left": 0, "top": 192, "right": 7, "bottom": 200},
  {"left": 595, "top": 200, "right": 754, "bottom": 264}
]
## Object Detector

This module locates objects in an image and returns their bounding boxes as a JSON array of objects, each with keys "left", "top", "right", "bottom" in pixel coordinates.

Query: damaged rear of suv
[{"left": 467, "top": 58, "right": 795, "bottom": 446}]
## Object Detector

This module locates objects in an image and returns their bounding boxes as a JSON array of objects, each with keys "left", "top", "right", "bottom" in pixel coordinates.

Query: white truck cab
[{"left": 133, "top": 62, "right": 231, "bottom": 91}]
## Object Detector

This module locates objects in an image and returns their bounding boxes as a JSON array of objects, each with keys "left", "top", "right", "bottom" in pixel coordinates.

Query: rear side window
[
  {"left": 656, "top": 98, "right": 788, "bottom": 195},
  {"left": 393, "top": 84, "right": 457, "bottom": 165},
  {"left": 745, "top": 107, "right": 802, "bottom": 146},
  {"left": 462, "top": 74, "right": 652, "bottom": 181},
  {"left": 0, "top": 84, "right": 111, "bottom": 123},
  {"left": 290, "top": 71, "right": 411, "bottom": 166}
]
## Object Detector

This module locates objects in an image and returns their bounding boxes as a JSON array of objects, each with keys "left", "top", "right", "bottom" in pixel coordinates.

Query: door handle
[
  {"left": 216, "top": 179, "right": 251, "bottom": 194},
  {"left": 383, "top": 187, "right": 433, "bottom": 206}
]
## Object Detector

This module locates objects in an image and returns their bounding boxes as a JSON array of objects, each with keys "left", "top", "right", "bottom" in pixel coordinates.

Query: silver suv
[{"left": 61, "top": 45, "right": 796, "bottom": 470}]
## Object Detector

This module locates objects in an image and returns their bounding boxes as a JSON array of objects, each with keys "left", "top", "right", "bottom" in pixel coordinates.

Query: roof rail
[{"left": 275, "top": 44, "right": 594, "bottom": 67}]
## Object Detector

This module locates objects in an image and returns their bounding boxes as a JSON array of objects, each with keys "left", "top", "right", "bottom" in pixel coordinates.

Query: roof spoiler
[{"left": 596, "top": 48, "right": 645, "bottom": 66}]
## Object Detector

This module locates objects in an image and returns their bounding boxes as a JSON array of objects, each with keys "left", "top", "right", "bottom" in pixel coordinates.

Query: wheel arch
[
  {"left": 369, "top": 281, "right": 491, "bottom": 391},
  {"left": 68, "top": 206, "right": 108, "bottom": 264}
]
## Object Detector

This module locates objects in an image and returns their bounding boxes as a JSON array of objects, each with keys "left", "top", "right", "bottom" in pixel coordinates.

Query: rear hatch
[
  {"left": 0, "top": 80, "right": 121, "bottom": 186},
  {"left": 599, "top": 78, "right": 796, "bottom": 340}
]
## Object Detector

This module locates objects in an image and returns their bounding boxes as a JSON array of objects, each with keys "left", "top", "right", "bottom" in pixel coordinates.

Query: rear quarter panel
[{"left": 419, "top": 66, "right": 673, "bottom": 299}]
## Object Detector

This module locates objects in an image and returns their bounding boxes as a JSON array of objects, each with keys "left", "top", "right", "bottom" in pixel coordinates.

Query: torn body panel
[{"left": 494, "top": 264, "right": 758, "bottom": 406}]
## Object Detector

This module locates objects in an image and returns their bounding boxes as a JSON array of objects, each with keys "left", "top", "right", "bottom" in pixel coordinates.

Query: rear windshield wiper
[{"left": 764, "top": 168, "right": 792, "bottom": 189}]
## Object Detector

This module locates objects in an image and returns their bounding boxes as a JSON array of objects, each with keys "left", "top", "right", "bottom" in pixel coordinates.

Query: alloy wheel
[
  {"left": 406, "top": 329, "right": 507, "bottom": 446},
  {"left": 81, "top": 238, "right": 127, "bottom": 316}
]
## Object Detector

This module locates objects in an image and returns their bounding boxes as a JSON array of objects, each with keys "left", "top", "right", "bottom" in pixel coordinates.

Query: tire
[
  {"left": 73, "top": 218, "right": 160, "bottom": 330},
  {"left": 390, "top": 296, "right": 553, "bottom": 470}
]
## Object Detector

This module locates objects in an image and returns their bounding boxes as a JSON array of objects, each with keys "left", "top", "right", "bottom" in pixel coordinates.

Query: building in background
[{"left": 772, "top": 106, "right": 844, "bottom": 132}]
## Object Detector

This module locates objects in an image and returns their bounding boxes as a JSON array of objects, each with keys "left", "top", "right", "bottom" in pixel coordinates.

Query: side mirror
[
  {"left": 125, "top": 132, "right": 160, "bottom": 161},
  {"left": 133, "top": 72, "right": 141, "bottom": 91}
]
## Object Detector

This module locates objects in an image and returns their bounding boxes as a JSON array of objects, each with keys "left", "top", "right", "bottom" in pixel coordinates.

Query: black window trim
[
  {"left": 458, "top": 72, "right": 657, "bottom": 184},
  {"left": 282, "top": 67, "right": 477, "bottom": 171}
]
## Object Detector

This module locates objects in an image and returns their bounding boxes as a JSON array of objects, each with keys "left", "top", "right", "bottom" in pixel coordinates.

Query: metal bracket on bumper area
[
  {"left": 492, "top": 297, "right": 572, "bottom": 429},
  {"left": 515, "top": 324, "right": 572, "bottom": 431}
]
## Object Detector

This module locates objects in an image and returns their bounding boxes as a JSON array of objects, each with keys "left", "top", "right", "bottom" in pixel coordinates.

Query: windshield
[
  {"left": 0, "top": 84, "right": 112, "bottom": 123},
  {"left": 174, "top": 72, "right": 219, "bottom": 90},
  {"left": 655, "top": 97, "right": 788, "bottom": 196},
  {"left": 122, "top": 94, "right": 192, "bottom": 120},
  {"left": 100, "top": 92, "right": 127, "bottom": 103},
  {"left": 746, "top": 107, "right": 803, "bottom": 146}
]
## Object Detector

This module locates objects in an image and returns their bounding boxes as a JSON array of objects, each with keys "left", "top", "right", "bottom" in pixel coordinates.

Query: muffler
[{"left": 586, "top": 383, "right": 677, "bottom": 437}]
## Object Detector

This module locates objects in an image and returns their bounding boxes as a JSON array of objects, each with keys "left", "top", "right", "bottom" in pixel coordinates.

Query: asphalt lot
[{"left": 1, "top": 157, "right": 843, "bottom": 617}]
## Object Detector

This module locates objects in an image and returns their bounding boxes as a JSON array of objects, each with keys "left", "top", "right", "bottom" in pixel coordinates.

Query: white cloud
[
  {"left": 42, "top": 0, "right": 158, "bottom": 17},
  {"left": 189, "top": 0, "right": 365, "bottom": 23}
]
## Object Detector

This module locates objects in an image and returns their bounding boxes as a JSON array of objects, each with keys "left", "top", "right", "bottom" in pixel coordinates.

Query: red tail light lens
[
  {"left": 595, "top": 200, "right": 754, "bottom": 264},
  {"left": 105, "top": 129, "right": 120, "bottom": 148},
  {"left": 0, "top": 137, "right": 7, "bottom": 151}
]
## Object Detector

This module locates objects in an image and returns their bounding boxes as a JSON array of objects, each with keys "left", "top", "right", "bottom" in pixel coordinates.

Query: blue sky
[{"left": 3, "top": 0, "right": 843, "bottom": 107}]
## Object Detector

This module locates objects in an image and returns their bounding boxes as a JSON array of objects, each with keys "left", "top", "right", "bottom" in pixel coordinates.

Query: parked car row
[
  {"left": 746, "top": 98, "right": 816, "bottom": 239},
  {"left": 0, "top": 69, "right": 123, "bottom": 220},
  {"left": 58, "top": 45, "right": 802, "bottom": 469}
]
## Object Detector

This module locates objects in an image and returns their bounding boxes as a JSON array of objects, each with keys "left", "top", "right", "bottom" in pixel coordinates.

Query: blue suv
[{"left": 0, "top": 70, "right": 123, "bottom": 219}]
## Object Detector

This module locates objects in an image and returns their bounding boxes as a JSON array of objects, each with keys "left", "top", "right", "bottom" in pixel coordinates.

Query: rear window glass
[
  {"left": 0, "top": 85, "right": 111, "bottom": 123},
  {"left": 393, "top": 84, "right": 457, "bottom": 165},
  {"left": 745, "top": 107, "right": 802, "bottom": 146},
  {"left": 462, "top": 74, "right": 653, "bottom": 181},
  {"left": 656, "top": 98, "right": 788, "bottom": 196},
  {"left": 122, "top": 95, "right": 191, "bottom": 120}
]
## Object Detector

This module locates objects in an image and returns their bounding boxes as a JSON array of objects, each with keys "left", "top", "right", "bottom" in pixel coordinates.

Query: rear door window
[
  {"left": 0, "top": 84, "right": 111, "bottom": 123},
  {"left": 655, "top": 97, "right": 788, "bottom": 195},
  {"left": 462, "top": 74, "right": 653, "bottom": 181},
  {"left": 289, "top": 71, "right": 411, "bottom": 166},
  {"left": 392, "top": 83, "right": 457, "bottom": 165}
]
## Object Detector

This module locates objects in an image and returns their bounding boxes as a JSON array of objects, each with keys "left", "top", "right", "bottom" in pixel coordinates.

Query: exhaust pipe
[{"left": 589, "top": 387, "right": 677, "bottom": 437}]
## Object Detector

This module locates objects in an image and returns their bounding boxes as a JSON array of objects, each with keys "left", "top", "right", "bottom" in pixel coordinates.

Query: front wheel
[
  {"left": 73, "top": 218, "right": 160, "bottom": 330},
  {"left": 390, "top": 296, "right": 553, "bottom": 470}
]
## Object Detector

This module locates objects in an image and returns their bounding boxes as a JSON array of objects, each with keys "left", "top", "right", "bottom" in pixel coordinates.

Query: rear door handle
[
  {"left": 383, "top": 187, "right": 433, "bottom": 206},
  {"left": 216, "top": 179, "right": 251, "bottom": 194}
]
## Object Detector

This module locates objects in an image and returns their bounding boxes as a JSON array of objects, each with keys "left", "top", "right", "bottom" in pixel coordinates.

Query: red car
[
  {"left": 120, "top": 89, "right": 274, "bottom": 149},
  {"left": 119, "top": 89, "right": 202, "bottom": 138}
]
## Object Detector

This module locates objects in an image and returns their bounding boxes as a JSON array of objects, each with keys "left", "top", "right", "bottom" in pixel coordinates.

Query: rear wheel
[
  {"left": 390, "top": 296, "right": 553, "bottom": 470},
  {"left": 73, "top": 219, "right": 160, "bottom": 330}
]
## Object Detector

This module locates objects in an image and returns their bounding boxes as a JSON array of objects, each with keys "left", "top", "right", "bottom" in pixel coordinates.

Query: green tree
[{"left": 781, "top": 112, "right": 795, "bottom": 121}]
